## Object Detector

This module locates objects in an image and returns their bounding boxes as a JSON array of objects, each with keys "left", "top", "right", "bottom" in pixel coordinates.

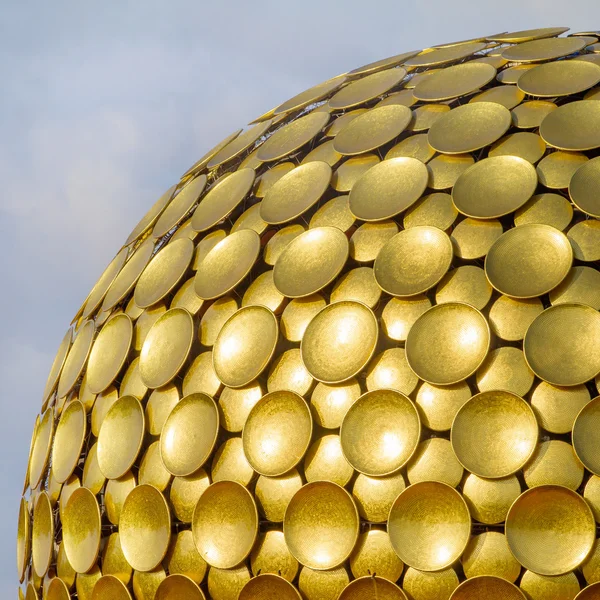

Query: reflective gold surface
[{"left": 450, "top": 576, "right": 525, "bottom": 600}]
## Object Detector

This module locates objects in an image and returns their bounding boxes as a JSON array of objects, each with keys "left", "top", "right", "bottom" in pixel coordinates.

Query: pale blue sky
[{"left": 2, "top": 1, "right": 600, "bottom": 595}]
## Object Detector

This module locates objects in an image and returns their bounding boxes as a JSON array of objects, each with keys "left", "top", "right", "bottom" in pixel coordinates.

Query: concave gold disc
[
  {"left": 125, "top": 185, "right": 174, "bottom": 245},
  {"left": 476, "top": 347, "right": 534, "bottom": 397},
  {"left": 256, "top": 162, "right": 295, "bottom": 197},
  {"left": 213, "top": 305, "right": 278, "bottom": 388},
  {"left": 403, "top": 191, "right": 458, "bottom": 230},
  {"left": 250, "top": 529, "right": 298, "bottom": 581},
  {"left": 405, "top": 42, "right": 487, "bottom": 67},
  {"left": 242, "top": 269, "right": 283, "bottom": 312},
  {"left": 304, "top": 434, "right": 353, "bottom": 486},
  {"left": 63, "top": 487, "right": 101, "bottom": 574},
  {"left": 531, "top": 381, "right": 591, "bottom": 434},
  {"left": 485, "top": 224, "right": 572, "bottom": 298},
  {"left": 52, "top": 399, "right": 86, "bottom": 484},
  {"left": 207, "top": 564, "right": 251, "bottom": 600},
  {"left": 239, "top": 574, "right": 301, "bottom": 600},
  {"left": 183, "top": 128, "right": 242, "bottom": 174},
  {"left": 309, "top": 379, "right": 361, "bottom": 429},
  {"left": 309, "top": 195, "right": 355, "bottom": 231},
  {"left": 17, "top": 497, "right": 30, "bottom": 582},
  {"left": 160, "top": 393, "right": 219, "bottom": 476},
  {"left": 57, "top": 319, "right": 95, "bottom": 399},
  {"left": 32, "top": 492, "right": 53, "bottom": 578},
  {"left": 388, "top": 481, "right": 471, "bottom": 571},
  {"left": 340, "top": 389, "right": 420, "bottom": 476},
  {"left": 348, "top": 50, "right": 420, "bottom": 76},
  {"left": 524, "top": 439, "right": 584, "bottom": 490},
  {"left": 192, "top": 480, "right": 258, "bottom": 569},
  {"left": 365, "top": 347, "right": 417, "bottom": 395},
  {"left": 569, "top": 219, "right": 600, "bottom": 262},
  {"left": 97, "top": 395, "right": 145, "bottom": 479},
  {"left": 381, "top": 296, "right": 431, "bottom": 342},
  {"left": 374, "top": 226, "right": 452, "bottom": 296},
  {"left": 407, "top": 437, "right": 464, "bottom": 488},
  {"left": 211, "top": 436, "right": 254, "bottom": 486},
  {"left": 327, "top": 109, "right": 368, "bottom": 138},
  {"left": 415, "top": 381, "right": 471, "bottom": 432},
  {"left": 273, "top": 227, "right": 348, "bottom": 298},
  {"left": 333, "top": 105, "right": 412, "bottom": 155},
  {"left": 515, "top": 192, "right": 573, "bottom": 230},
  {"left": 182, "top": 351, "right": 222, "bottom": 397},
  {"left": 257, "top": 112, "right": 329, "bottom": 162},
  {"left": 86, "top": 313, "right": 132, "bottom": 394},
  {"left": 208, "top": 120, "right": 273, "bottom": 168},
  {"left": 255, "top": 469, "right": 303, "bottom": 523},
  {"left": 524, "top": 303, "right": 600, "bottom": 386},
  {"left": 332, "top": 154, "right": 379, "bottom": 192},
  {"left": 139, "top": 307, "right": 193, "bottom": 389},
  {"left": 569, "top": 156, "right": 600, "bottom": 217},
  {"left": 348, "top": 157, "right": 429, "bottom": 221},
  {"left": 512, "top": 100, "right": 557, "bottom": 129},
  {"left": 260, "top": 161, "right": 331, "bottom": 224},
  {"left": 502, "top": 36, "right": 585, "bottom": 62},
  {"left": 199, "top": 296, "right": 238, "bottom": 346},
  {"left": 350, "top": 220, "right": 399, "bottom": 262},
  {"left": 170, "top": 468, "right": 210, "bottom": 524},
  {"left": 403, "top": 568, "right": 459, "bottom": 600},
  {"left": 46, "top": 578, "right": 72, "bottom": 600},
  {"left": 461, "top": 532, "right": 521, "bottom": 582},
  {"left": 413, "top": 62, "right": 496, "bottom": 101},
  {"left": 386, "top": 133, "right": 435, "bottom": 163},
  {"left": 489, "top": 27, "right": 570, "bottom": 43},
  {"left": 406, "top": 302, "right": 490, "bottom": 385},
  {"left": 339, "top": 576, "right": 407, "bottom": 600},
  {"left": 550, "top": 265, "right": 600, "bottom": 309},
  {"left": 470, "top": 85, "right": 525, "bottom": 110},
  {"left": 452, "top": 156, "right": 537, "bottom": 219},
  {"left": 41, "top": 327, "right": 72, "bottom": 405},
  {"left": 536, "top": 150, "right": 588, "bottom": 189},
  {"left": 377, "top": 88, "right": 417, "bottom": 108},
  {"left": 450, "top": 576, "right": 526, "bottom": 600},
  {"left": 349, "top": 529, "right": 404, "bottom": 582},
  {"left": 300, "top": 300, "right": 378, "bottom": 384},
  {"left": 463, "top": 473, "right": 521, "bottom": 525},
  {"left": 243, "top": 390, "right": 312, "bottom": 477},
  {"left": 284, "top": 481, "right": 359, "bottom": 570},
  {"left": 428, "top": 102, "right": 511, "bottom": 154},
  {"left": 540, "top": 100, "right": 600, "bottom": 150},
  {"left": 506, "top": 485, "right": 595, "bottom": 575},
  {"left": 520, "top": 571, "right": 581, "bottom": 600},
  {"left": 28, "top": 408, "right": 54, "bottom": 490},
  {"left": 329, "top": 68, "right": 406, "bottom": 109},
  {"left": 91, "top": 575, "right": 132, "bottom": 600},
  {"left": 518, "top": 59, "right": 600, "bottom": 97},
  {"left": 155, "top": 574, "right": 205, "bottom": 600},
  {"left": 451, "top": 217, "right": 503, "bottom": 260},
  {"left": 573, "top": 397, "right": 600, "bottom": 476},
  {"left": 435, "top": 265, "right": 492, "bottom": 311},
  {"left": 575, "top": 582, "right": 600, "bottom": 599},
  {"left": 451, "top": 390, "right": 538, "bottom": 478},
  {"left": 275, "top": 75, "right": 346, "bottom": 115},
  {"left": 191, "top": 169, "right": 255, "bottom": 232},
  {"left": 219, "top": 382, "right": 262, "bottom": 433},
  {"left": 496, "top": 64, "right": 536, "bottom": 85},
  {"left": 302, "top": 139, "right": 342, "bottom": 167},
  {"left": 165, "top": 529, "right": 207, "bottom": 584}
]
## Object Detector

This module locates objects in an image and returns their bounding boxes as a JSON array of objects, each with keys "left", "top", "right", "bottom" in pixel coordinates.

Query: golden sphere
[{"left": 18, "top": 26, "right": 600, "bottom": 599}]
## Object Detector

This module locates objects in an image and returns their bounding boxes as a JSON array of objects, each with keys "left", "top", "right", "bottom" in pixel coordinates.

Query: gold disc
[
  {"left": 332, "top": 154, "right": 379, "bottom": 192},
  {"left": 340, "top": 389, "right": 420, "bottom": 476},
  {"left": 415, "top": 381, "right": 471, "bottom": 432},
  {"left": 309, "top": 195, "right": 355, "bottom": 231},
  {"left": 569, "top": 156, "right": 600, "bottom": 217},
  {"left": 41, "top": 327, "right": 72, "bottom": 405},
  {"left": 239, "top": 574, "right": 300, "bottom": 600},
  {"left": 213, "top": 305, "right": 278, "bottom": 388},
  {"left": 506, "top": 485, "right": 595, "bottom": 575},
  {"left": 388, "top": 481, "right": 471, "bottom": 571},
  {"left": 406, "top": 437, "right": 463, "bottom": 488},
  {"left": 403, "top": 192, "right": 457, "bottom": 230},
  {"left": 518, "top": 59, "right": 600, "bottom": 97},
  {"left": 536, "top": 150, "right": 588, "bottom": 189},
  {"left": 349, "top": 529, "right": 404, "bottom": 582},
  {"left": 97, "top": 395, "right": 145, "bottom": 479},
  {"left": 490, "top": 132, "right": 546, "bottom": 166},
  {"left": 386, "top": 134, "right": 436, "bottom": 164},
  {"left": 302, "top": 139, "right": 342, "bottom": 167},
  {"left": 427, "top": 154, "right": 474, "bottom": 189},
  {"left": 154, "top": 574, "right": 205, "bottom": 600},
  {"left": 120, "top": 356, "right": 149, "bottom": 400},
  {"left": 333, "top": 105, "right": 413, "bottom": 155},
  {"left": 475, "top": 347, "right": 535, "bottom": 397},
  {"left": 256, "top": 162, "right": 295, "bottom": 197},
  {"left": 304, "top": 434, "right": 354, "bottom": 486},
  {"left": 451, "top": 217, "right": 503, "bottom": 260},
  {"left": 348, "top": 50, "right": 420, "bottom": 76},
  {"left": 550, "top": 265, "right": 600, "bottom": 309},
  {"left": 211, "top": 436, "right": 254, "bottom": 486},
  {"left": 29, "top": 408, "right": 54, "bottom": 490},
  {"left": 82, "top": 442, "right": 106, "bottom": 495},
  {"left": 125, "top": 185, "right": 174, "bottom": 245},
  {"left": 57, "top": 319, "right": 95, "bottom": 399},
  {"left": 219, "top": 382, "right": 262, "bottom": 433},
  {"left": 17, "top": 497, "right": 30, "bottom": 582},
  {"left": 352, "top": 472, "right": 406, "bottom": 524},
  {"left": 485, "top": 224, "right": 572, "bottom": 298},
  {"left": 451, "top": 156, "right": 537, "bottom": 218},
  {"left": 160, "top": 393, "right": 219, "bottom": 476},
  {"left": 428, "top": 102, "right": 511, "bottom": 154},
  {"left": 52, "top": 400, "right": 86, "bottom": 484},
  {"left": 463, "top": 473, "right": 521, "bottom": 525},
  {"left": 329, "top": 68, "right": 407, "bottom": 109},
  {"left": 166, "top": 529, "right": 207, "bottom": 584},
  {"left": 569, "top": 219, "right": 600, "bottom": 262},
  {"left": 524, "top": 304, "right": 600, "bottom": 386},
  {"left": 182, "top": 351, "right": 222, "bottom": 398},
  {"left": 450, "top": 576, "right": 525, "bottom": 600},
  {"left": 489, "top": 27, "right": 570, "bottom": 43},
  {"left": 284, "top": 481, "right": 359, "bottom": 570},
  {"left": 192, "top": 480, "right": 258, "bottom": 569},
  {"left": 462, "top": 532, "right": 520, "bottom": 582},
  {"left": 365, "top": 347, "right": 418, "bottom": 395},
  {"left": 514, "top": 192, "right": 573, "bottom": 230},
  {"left": 531, "top": 381, "right": 591, "bottom": 434},
  {"left": 199, "top": 296, "right": 238, "bottom": 346},
  {"left": 540, "top": 100, "right": 600, "bottom": 150},
  {"left": 260, "top": 161, "right": 331, "bottom": 224},
  {"left": 255, "top": 469, "right": 303, "bottom": 523},
  {"left": 326, "top": 109, "right": 368, "bottom": 137},
  {"left": 300, "top": 300, "right": 378, "bottom": 384},
  {"left": 330, "top": 267, "right": 381, "bottom": 308},
  {"left": 46, "top": 578, "right": 72, "bottom": 600},
  {"left": 169, "top": 469, "right": 210, "bottom": 525},
  {"left": 275, "top": 75, "right": 346, "bottom": 115},
  {"left": 377, "top": 88, "right": 417, "bottom": 108},
  {"left": 63, "top": 487, "right": 101, "bottom": 573},
  {"left": 497, "top": 64, "right": 536, "bottom": 85},
  {"left": 374, "top": 226, "right": 452, "bottom": 296},
  {"left": 520, "top": 571, "right": 581, "bottom": 600},
  {"left": 32, "top": 492, "right": 53, "bottom": 578},
  {"left": 250, "top": 529, "right": 298, "bottom": 581},
  {"left": 338, "top": 576, "right": 407, "bottom": 600},
  {"left": 273, "top": 227, "right": 348, "bottom": 298},
  {"left": 350, "top": 220, "right": 399, "bottom": 262},
  {"left": 524, "top": 439, "right": 584, "bottom": 490},
  {"left": 152, "top": 175, "right": 207, "bottom": 239},
  {"left": 143, "top": 385, "right": 177, "bottom": 436},
  {"left": 573, "top": 397, "right": 600, "bottom": 476},
  {"left": 257, "top": 112, "right": 329, "bottom": 162},
  {"left": 406, "top": 302, "right": 490, "bottom": 385},
  {"left": 310, "top": 379, "right": 361, "bottom": 429},
  {"left": 207, "top": 564, "right": 250, "bottom": 600},
  {"left": 452, "top": 390, "right": 538, "bottom": 478},
  {"left": 402, "top": 568, "right": 459, "bottom": 600},
  {"left": 413, "top": 62, "right": 496, "bottom": 101},
  {"left": 194, "top": 229, "right": 260, "bottom": 300},
  {"left": 512, "top": 100, "right": 557, "bottom": 129},
  {"left": 208, "top": 120, "right": 273, "bottom": 168},
  {"left": 405, "top": 42, "right": 487, "bottom": 67},
  {"left": 488, "top": 295, "right": 543, "bottom": 341},
  {"left": 435, "top": 265, "right": 492, "bottom": 310},
  {"left": 502, "top": 36, "right": 585, "bottom": 62},
  {"left": 575, "top": 583, "right": 600, "bottom": 600},
  {"left": 470, "top": 85, "right": 525, "bottom": 109},
  {"left": 348, "top": 157, "right": 429, "bottom": 221},
  {"left": 91, "top": 575, "right": 132, "bottom": 600},
  {"left": 381, "top": 296, "right": 431, "bottom": 342},
  {"left": 243, "top": 390, "right": 312, "bottom": 477}
]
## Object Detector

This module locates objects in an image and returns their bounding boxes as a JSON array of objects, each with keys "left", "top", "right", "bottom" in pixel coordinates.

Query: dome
[{"left": 18, "top": 25, "right": 600, "bottom": 600}]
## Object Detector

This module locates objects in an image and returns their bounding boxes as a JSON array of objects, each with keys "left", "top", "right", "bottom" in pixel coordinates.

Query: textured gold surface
[{"left": 19, "top": 26, "right": 600, "bottom": 599}]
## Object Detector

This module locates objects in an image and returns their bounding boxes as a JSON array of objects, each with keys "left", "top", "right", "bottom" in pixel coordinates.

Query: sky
[{"left": 2, "top": 1, "right": 600, "bottom": 595}]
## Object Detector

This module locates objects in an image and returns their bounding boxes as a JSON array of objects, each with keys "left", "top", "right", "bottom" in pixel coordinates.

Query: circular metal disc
[
  {"left": 436, "top": 265, "right": 492, "bottom": 311},
  {"left": 256, "top": 162, "right": 295, "bottom": 197},
  {"left": 415, "top": 381, "right": 471, "bottom": 432},
  {"left": 518, "top": 59, "right": 600, "bottom": 97},
  {"left": 485, "top": 224, "right": 572, "bottom": 298},
  {"left": 428, "top": 102, "right": 511, "bottom": 154},
  {"left": 192, "top": 481, "right": 258, "bottom": 569},
  {"left": 57, "top": 319, "right": 95, "bottom": 399},
  {"left": 569, "top": 220, "right": 600, "bottom": 262},
  {"left": 524, "top": 439, "right": 584, "bottom": 490},
  {"left": 350, "top": 221, "right": 399, "bottom": 262},
  {"left": 537, "top": 150, "right": 588, "bottom": 189},
  {"left": 524, "top": 303, "right": 600, "bottom": 386},
  {"left": 125, "top": 185, "right": 174, "bottom": 246},
  {"left": 520, "top": 571, "right": 581, "bottom": 600},
  {"left": 160, "top": 393, "right": 219, "bottom": 476},
  {"left": 531, "top": 381, "right": 591, "bottom": 434},
  {"left": 515, "top": 193, "right": 573, "bottom": 230},
  {"left": 155, "top": 574, "right": 205, "bottom": 600},
  {"left": 17, "top": 497, "right": 30, "bottom": 583},
  {"left": 406, "top": 302, "right": 490, "bottom": 385},
  {"left": 374, "top": 227, "right": 453, "bottom": 297},
  {"left": 304, "top": 434, "right": 354, "bottom": 486},
  {"left": 338, "top": 576, "right": 407, "bottom": 600},
  {"left": 310, "top": 379, "right": 361, "bottom": 429},
  {"left": 329, "top": 68, "right": 407, "bottom": 109},
  {"left": 309, "top": 195, "right": 355, "bottom": 231},
  {"left": 243, "top": 390, "right": 312, "bottom": 477},
  {"left": 488, "top": 132, "right": 546, "bottom": 164},
  {"left": 332, "top": 154, "right": 379, "bottom": 192},
  {"left": 405, "top": 42, "right": 487, "bottom": 67},
  {"left": 451, "top": 390, "right": 538, "bottom": 478},
  {"left": 489, "top": 27, "right": 570, "bottom": 43},
  {"left": 476, "top": 347, "right": 534, "bottom": 397},
  {"left": 462, "top": 532, "right": 521, "bottom": 582},
  {"left": 349, "top": 157, "right": 429, "bottom": 221},
  {"left": 92, "top": 575, "right": 132, "bottom": 600},
  {"left": 540, "top": 100, "right": 600, "bottom": 150},
  {"left": 512, "top": 100, "right": 557, "bottom": 129},
  {"left": 29, "top": 408, "right": 54, "bottom": 490},
  {"left": 550, "top": 265, "right": 600, "bottom": 309},
  {"left": 208, "top": 121, "right": 273, "bottom": 168},
  {"left": 502, "top": 37, "right": 585, "bottom": 62},
  {"left": 273, "top": 227, "right": 348, "bottom": 298},
  {"left": 333, "top": 105, "right": 412, "bottom": 155},
  {"left": 46, "top": 578, "right": 72, "bottom": 600},
  {"left": 52, "top": 400, "right": 86, "bottom": 484},
  {"left": 63, "top": 487, "right": 101, "bottom": 574},
  {"left": 406, "top": 437, "right": 464, "bottom": 488},
  {"left": 404, "top": 192, "right": 458, "bottom": 230},
  {"left": 275, "top": 75, "right": 346, "bottom": 115},
  {"left": 340, "top": 389, "right": 420, "bottom": 476},
  {"left": 32, "top": 492, "right": 53, "bottom": 578},
  {"left": 573, "top": 397, "right": 600, "bottom": 476},
  {"left": 451, "top": 217, "right": 503, "bottom": 260},
  {"left": 470, "top": 85, "right": 525, "bottom": 110},
  {"left": 403, "top": 568, "right": 459, "bottom": 600},
  {"left": 462, "top": 474, "right": 521, "bottom": 525},
  {"left": 348, "top": 50, "right": 420, "bottom": 76},
  {"left": 239, "top": 574, "right": 300, "bottom": 600},
  {"left": 139, "top": 307, "right": 193, "bottom": 389},
  {"left": 349, "top": 529, "right": 404, "bottom": 583},
  {"left": 170, "top": 469, "right": 209, "bottom": 524},
  {"left": 41, "top": 327, "right": 72, "bottom": 405},
  {"left": 213, "top": 305, "right": 278, "bottom": 388},
  {"left": 386, "top": 133, "right": 436, "bottom": 163},
  {"left": 451, "top": 576, "right": 525, "bottom": 600},
  {"left": 506, "top": 485, "right": 595, "bottom": 575},
  {"left": 284, "top": 481, "right": 359, "bottom": 570},
  {"left": 300, "top": 300, "right": 378, "bottom": 384},
  {"left": 255, "top": 469, "right": 303, "bottom": 523},
  {"left": 569, "top": 156, "right": 600, "bottom": 217},
  {"left": 388, "top": 481, "right": 471, "bottom": 571},
  {"left": 352, "top": 472, "right": 406, "bottom": 524},
  {"left": 413, "top": 62, "right": 496, "bottom": 101},
  {"left": 264, "top": 224, "right": 305, "bottom": 266},
  {"left": 250, "top": 529, "right": 298, "bottom": 581}
]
